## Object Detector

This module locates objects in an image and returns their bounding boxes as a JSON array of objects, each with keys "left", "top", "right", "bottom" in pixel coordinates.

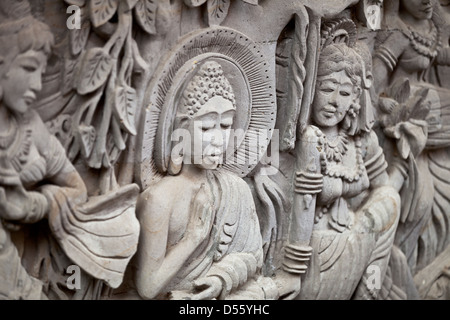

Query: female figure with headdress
[
  {"left": 373, "top": 0, "right": 450, "bottom": 276},
  {"left": 0, "top": 0, "right": 85, "bottom": 299},
  {"left": 133, "top": 60, "right": 298, "bottom": 300},
  {"left": 288, "top": 42, "right": 401, "bottom": 299},
  {"left": 0, "top": 0, "right": 139, "bottom": 299}
]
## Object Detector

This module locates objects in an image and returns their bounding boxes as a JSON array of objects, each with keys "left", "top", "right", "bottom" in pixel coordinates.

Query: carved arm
[
  {"left": 372, "top": 31, "right": 410, "bottom": 94},
  {"left": 283, "top": 126, "right": 323, "bottom": 275},
  {"left": 436, "top": 46, "right": 450, "bottom": 66}
]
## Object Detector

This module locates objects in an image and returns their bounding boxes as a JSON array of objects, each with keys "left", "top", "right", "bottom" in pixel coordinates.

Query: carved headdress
[
  {"left": 0, "top": 0, "right": 53, "bottom": 68},
  {"left": 0, "top": 0, "right": 31, "bottom": 23},
  {"left": 0, "top": 0, "right": 34, "bottom": 36},
  {"left": 317, "top": 18, "right": 375, "bottom": 135},
  {"left": 177, "top": 60, "right": 236, "bottom": 119}
]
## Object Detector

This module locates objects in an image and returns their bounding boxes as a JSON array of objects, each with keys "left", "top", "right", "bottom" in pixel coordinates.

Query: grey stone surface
[{"left": 0, "top": 0, "right": 449, "bottom": 300}]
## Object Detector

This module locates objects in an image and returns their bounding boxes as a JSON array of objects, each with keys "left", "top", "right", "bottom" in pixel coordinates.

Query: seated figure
[{"left": 133, "top": 60, "right": 298, "bottom": 300}]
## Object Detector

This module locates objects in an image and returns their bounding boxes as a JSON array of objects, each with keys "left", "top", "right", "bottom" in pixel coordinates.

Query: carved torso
[{"left": 0, "top": 111, "right": 66, "bottom": 189}]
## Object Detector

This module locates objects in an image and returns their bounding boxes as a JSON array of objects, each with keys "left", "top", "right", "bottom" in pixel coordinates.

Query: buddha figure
[{"left": 133, "top": 60, "right": 298, "bottom": 300}]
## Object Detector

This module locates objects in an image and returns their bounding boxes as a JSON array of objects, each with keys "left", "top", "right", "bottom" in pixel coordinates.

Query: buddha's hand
[
  {"left": 186, "top": 184, "right": 214, "bottom": 246},
  {"left": 274, "top": 269, "right": 301, "bottom": 300},
  {"left": 0, "top": 185, "right": 48, "bottom": 222},
  {"left": 190, "top": 276, "right": 223, "bottom": 300}
]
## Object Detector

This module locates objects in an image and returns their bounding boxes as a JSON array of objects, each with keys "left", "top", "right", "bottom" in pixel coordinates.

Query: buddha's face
[
  {"left": 312, "top": 70, "right": 358, "bottom": 128},
  {"left": 400, "top": 0, "right": 433, "bottom": 20},
  {"left": 182, "top": 96, "right": 235, "bottom": 170},
  {"left": 0, "top": 49, "right": 47, "bottom": 114}
]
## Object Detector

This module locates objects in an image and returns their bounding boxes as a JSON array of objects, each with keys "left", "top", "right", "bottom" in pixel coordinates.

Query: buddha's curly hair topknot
[{"left": 179, "top": 61, "right": 236, "bottom": 117}]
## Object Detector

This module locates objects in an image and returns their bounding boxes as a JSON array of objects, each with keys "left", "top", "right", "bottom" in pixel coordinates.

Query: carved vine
[
  {"left": 184, "top": 0, "right": 259, "bottom": 26},
  {"left": 62, "top": 0, "right": 168, "bottom": 192}
]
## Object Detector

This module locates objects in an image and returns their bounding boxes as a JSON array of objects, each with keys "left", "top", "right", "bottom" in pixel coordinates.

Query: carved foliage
[
  {"left": 76, "top": 48, "right": 113, "bottom": 95},
  {"left": 62, "top": 0, "right": 154, "bottom": 178},
  {"left": 207, "top": 0, "right": 230, "bottom": 26},
  {"left": 113, "top": 83, "right": 138, "bottom": 136},
  {"left": 69, "top": 5, "right": 90, "bottom": 56},
  {"left": 90, "top": 0, "right": 119, "bottom": 28},
  {"left": 134, "top": 0, "right": 158, "bottom": 35},
  {"left": 183, "top": 0, "right": 259, "bottom": 27}
]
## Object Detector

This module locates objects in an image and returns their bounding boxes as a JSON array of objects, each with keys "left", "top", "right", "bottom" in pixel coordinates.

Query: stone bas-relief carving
[{"left": 1, "top": 0, "right": 450, "bottom": 300}]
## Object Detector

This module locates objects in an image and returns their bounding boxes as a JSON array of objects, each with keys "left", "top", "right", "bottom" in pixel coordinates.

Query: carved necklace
[
  {"left": 323, "top": 130, "right": 348, "bottom": 163},
  {"left": 0, "top": 115, "right": 18, "bottom": 150},
  {"left": 403, "top": 22, "right": 442, "bottom": 59},
  {"left": 10, "top": 127, "right": 33, "bottom": 172},
  {"left": 0, "top": 114, "right": 34, "bottom": 172},
  {"left": 318, "top": 131, "right": 365, "bottom": 183}
]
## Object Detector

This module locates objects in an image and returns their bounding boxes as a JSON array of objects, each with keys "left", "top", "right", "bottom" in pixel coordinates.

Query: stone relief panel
[{"left": 1, "top": 0, "right": 450, "bottom": 301}]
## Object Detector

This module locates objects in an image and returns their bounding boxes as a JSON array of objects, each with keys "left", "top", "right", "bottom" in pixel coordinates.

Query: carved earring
[
  {"left": 168, "top": 153, "right": 184, "bottom": 175},
  {"left": 342, "top": 102, "right": 360, "bottom": 135},
  {"left": 349, "top": 101, "right": 361, "bottom": 117}
]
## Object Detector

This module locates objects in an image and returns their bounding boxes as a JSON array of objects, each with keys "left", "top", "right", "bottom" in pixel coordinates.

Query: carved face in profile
[
  {"left": 0, "top": 49, "right": 47, "bottom": 114},
  {"left": 400, "top": 0, "right": 433, "bottom": 20},
  {"left": 0, "top": 13, "right": 53, "bottom": 116},
  {"left": 312, "top": 70, "right": 358, "bottom": 128}
]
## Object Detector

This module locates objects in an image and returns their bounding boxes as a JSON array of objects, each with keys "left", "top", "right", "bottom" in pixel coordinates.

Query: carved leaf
[
  {"left": 134, "top": 0, "right": 158, "bottom": 35},
  {"left": 206, "top": 0, "right": 230, "bottom": 26},
  {"left": 76, "top": 48, "right": 113, "bottom": 95},
  {"left": 113, "top": 83, "right": 138, "bottom": 136},
  {"left": 241, "top": 0, "right": 258, "bottom": 5},
  {"left": 125, "top": 0, "right": 139, "bottom": 9},
  {"left": 69, "top": 7, "right": 91, "bottom": 56},
  {"left": 184, "top": 0, "right": 207, "bottom": 7},
  {"left": 390, "top": 78, "right": 411, "bottom": 104},
  {"left": 90, "top": 0, "right": 119, "bottom": 28},
  {"left": 397, "top": 134, "right": 411, "bottom": 160},
  {"left": 78, "top": 124, "right": 96, "bottom": 157},
  {"left": 407, "top": 88, "right": 431, "bottom": 121}
]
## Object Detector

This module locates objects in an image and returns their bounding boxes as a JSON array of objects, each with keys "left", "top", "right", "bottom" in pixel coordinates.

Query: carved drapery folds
[{"left": 1, "top": 0, "right": 450, "bottom": 300}]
